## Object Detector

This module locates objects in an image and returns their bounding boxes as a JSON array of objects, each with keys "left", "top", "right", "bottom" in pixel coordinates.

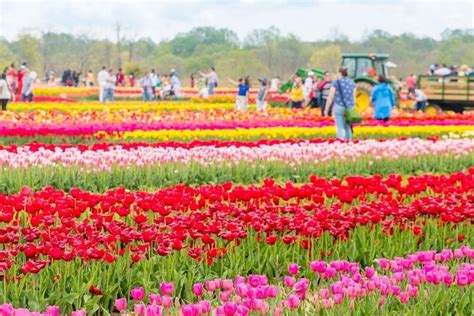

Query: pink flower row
[
  {"left": 1, "top": 138, "right": 472, "bottom": 170},
  {"left": 1, "top": 119, "right": 473, "bottom": 136},
  {"left": 3, "top": 246, "right": 472, "bottom": 315}
]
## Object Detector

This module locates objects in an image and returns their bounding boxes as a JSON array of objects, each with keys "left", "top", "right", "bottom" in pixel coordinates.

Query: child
[
  {"left": 290, "top": 78, "right": 304, "bottom": 109},
  {"left": 257, "top": 78, "right": 269, "bottom": 111},
  {"left": 229, "top": 77, "right": 250, "bottom": 111}
]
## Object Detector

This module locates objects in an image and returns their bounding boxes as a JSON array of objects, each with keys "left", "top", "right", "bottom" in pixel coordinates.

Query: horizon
[{"left": 0, "top": 0, "right": 473, "bottom": 42}]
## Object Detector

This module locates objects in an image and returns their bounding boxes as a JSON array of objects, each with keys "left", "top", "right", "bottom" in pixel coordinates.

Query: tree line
[{"left": 1, "top": 27, "right": 473, "bottom": 84}]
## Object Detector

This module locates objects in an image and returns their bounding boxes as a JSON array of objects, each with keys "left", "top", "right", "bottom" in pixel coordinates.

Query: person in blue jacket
[{"left": 371, "top": 75, "right": 396, "bottom": 122}]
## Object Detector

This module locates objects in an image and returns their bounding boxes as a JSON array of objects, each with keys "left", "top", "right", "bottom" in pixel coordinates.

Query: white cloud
[{"left": 0, "top": 0, "right": 472, "bottom": 42}]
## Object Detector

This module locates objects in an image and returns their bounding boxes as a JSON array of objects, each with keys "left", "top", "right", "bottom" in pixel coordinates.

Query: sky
[{"left": 0, "top": 0, "right": 473, "bottom": 42}]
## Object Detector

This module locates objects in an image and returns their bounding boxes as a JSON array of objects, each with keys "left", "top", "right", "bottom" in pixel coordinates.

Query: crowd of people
[
  {"left": 0, "top": 63, "right": 37, "bottom": 109},
  {"left": 429, "top": 64, "right": 473, "bottom": 77},
  {"left": 0, "top": 60, "right": 467, "bottom": 142}
]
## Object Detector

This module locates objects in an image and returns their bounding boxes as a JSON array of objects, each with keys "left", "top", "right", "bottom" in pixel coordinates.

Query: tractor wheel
[{"left": 355, "top": 82, "right": 373, "bottom": 114}]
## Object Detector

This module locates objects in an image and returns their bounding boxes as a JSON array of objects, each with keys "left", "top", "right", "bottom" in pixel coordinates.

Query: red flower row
[{"left": 0, "top": 170, "right": 472, "bottom": 275}]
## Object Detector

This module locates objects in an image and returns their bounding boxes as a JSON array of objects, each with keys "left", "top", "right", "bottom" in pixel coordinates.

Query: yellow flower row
[
  {"left": 97, "top": 125, "right": 474, "bottom": 141},
  {"left": 10, "top": 102, "right": 239, "bottom": 112}
]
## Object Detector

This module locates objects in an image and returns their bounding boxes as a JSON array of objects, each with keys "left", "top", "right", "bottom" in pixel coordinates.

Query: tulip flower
[
  {"left": 114, "top": 298, "right": 127, "bottom": 312},
  {"left": 193, "top": 283, "right": 204, "bottom": 296},
  {"left": 160, "top": 282, "right": 174, "bottom": 296},
  {"left": 130, "top": 287, "right": 145, "bottom": 301}
]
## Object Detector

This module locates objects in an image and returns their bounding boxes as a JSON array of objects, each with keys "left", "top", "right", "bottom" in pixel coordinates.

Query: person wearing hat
[
  {"left": 304, "top": 71, "right": 315, "bottom": 107},
  {"left": 257, "top": 78, "right": 270, "bottom": 111}
]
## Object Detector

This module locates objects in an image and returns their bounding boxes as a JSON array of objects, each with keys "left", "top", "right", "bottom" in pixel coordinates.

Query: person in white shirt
[
  {"left": 149, "top": 69, "right": 158, "bottom": 99},
  {"left": 97, "top": 66, "right": 109, "bottom": 103},
  {"left": 169, "top": 70, "right": 181, "bottom": 99},
  {"left": 304, "top": 71, "right": 315, "bottom": 107},
  {"left": 270, "top": 76, "right": 280, "bottom": 92},
  {"left": 106, "top": 69, "right": 116, "bottom": 102},
  {"left": 414, "top": 89, "right": 427, "bottom": 112},
  {"left": 0, "top": 73, "right": 13, "bottom": 110},
  {"left": 199, "top": 67, "right": 218, "bottom": 95}
]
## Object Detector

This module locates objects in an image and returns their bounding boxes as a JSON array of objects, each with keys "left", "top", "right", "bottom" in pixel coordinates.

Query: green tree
[{"left": 308, "top": 45, "right": 342, "bottom": 72}]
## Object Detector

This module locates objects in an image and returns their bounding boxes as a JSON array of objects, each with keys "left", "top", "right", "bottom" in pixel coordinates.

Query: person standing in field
[
  {"left": 139, "top": 73, "right": 154, "bottom": 101},
  {"left": 6, "top": 64, "right": 17, "bottom": 93},
  {"left": 106, "top": 69, "right": 116, "bottom": 102},
  {"left": 200, "top": 67, "right": 218, "bottom": 95},
  {"left": 149, "top": 69, "right": 158, "bottom": 99},
  {"left": 117, "top": 68, "right": 126, "bottom": 86},
  {"left": 371, "top": 75, "right": 395, "bottom": 122},
  {"left": 270, "top": 76, "right": 280, "bottom": 92},
  {"left": 97, "top": 66, "right": 109, "bottom": 103},
  {"left": 290, "top": 78, "right": 304, "bottom": 109},
  {"left": 229, "top": 77, "right": 250, "bottom": 111},
  {"left": 17, "top": 64, "right": 27, "bottom": 95},
  {"left": 170, "top": 70, "right": 181, "bottom": 99},
  {"left": 257, "top": 78, "right": 269, "bottom": 112},
  {"left": 20, "top": 68, "right": 35, "bottom": 102},
  {"left": 0, "top": 72, "right": 13, "bottom": 110},
  {"left": 304, "top": 71, "right": 314, "bottom": 107},
  {"left": 405, "top": 74, "right": 416, "bottom": 99},
  {"left": 324, "top": 67, "right": 356, "bottom": 141},
  {"left": 319, "top": 72, "right": 333, "bottom": 116},
  {"left": 129, "top": 72, "right": 136, "bottom": 87},
  {"left": 86, "top": 70, "right": 95, "bottom": 86}
]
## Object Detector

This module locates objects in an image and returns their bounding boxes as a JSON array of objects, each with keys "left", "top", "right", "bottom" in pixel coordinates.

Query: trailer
[{"left": 417, "top": 75, "right": 474, "bottom": 113}]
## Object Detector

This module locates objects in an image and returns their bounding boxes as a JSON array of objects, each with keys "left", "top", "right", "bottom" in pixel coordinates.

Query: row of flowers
[
  {"left": 0, "top": 170, "right": 472, "bottom": 274},
  {"left": 0, "top": 138, "right": 472, "bottom": 170},
  {"left": 98, "top": 125, "right": 474, "bottom": 141},
  {"left": 2, "top": 247, "right": 473, "bottom": 315}
]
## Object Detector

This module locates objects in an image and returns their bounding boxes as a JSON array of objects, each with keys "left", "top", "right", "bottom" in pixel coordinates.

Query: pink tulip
[
  {"left": 321, "top": 298, "right": 334, "bottom": 309},
  {"left": 399, "top": 291, "right": 410, "bottom": 304},
  {"left": 219, "top": 291, "right": 230, "bottom": 302},
  {"left": 199, "top": 300, "right": 211, "bottom": 314},
  {"left": 161, "top": 296, "right": 172, "bottom": 308},
  {"left": 287, "top": 263, "right": 299, "bottom": 275},
  {"left": 134, "top": 303, "right": 145, "bottom": 316},
  {"left": 222, "top": 279, "right": 233, "bottom": 291},
  {"left": 310, "top": 260, "right": 327, "bottom": 273},
  {"left": 146, "top": 305, "right": 162, "bottom": 316},
  {"left": 223, "top": 302, "right": 238, "bottom": 316},
  {"left": 45, "top": 306, "right": 59, "bottom": 316},
  {"left": 378, "top": 297, "right": 386, "bottom": 306},
  {"left": 272, "top": 307, "right": 283, "bottom": 316},
  {"left": 287, "top": 294, "right": 300, "bottom": 310},
  {"left": 236, "top": 283, "right": 249, "bottom": 297},
  {"left": 265, "top": 285, "right": 278, "bottom": 298},
  {"left": 284, "top": 276, "right": 296, "bottom": 287},
  {"left": 334, "top": 293, "right": 344, "bottom": 304},
  {"left": 206, "top": 280, "right": 217, "bottom": 292},
  {"left": 130, "top": 287, "right": 145, "bottom": 301},
  {"left": 160, "top": 282, "right": 174, "bottom": 296},
  {"left": 71, "top": 310, "right": 86, "bottom": 316},
  {"left": 365, "top": 267, "right": 375, "bottom": 278},
  {"left": 114, "top": 298, "right": 127, "bottom": 312},
  {"left": 193, "top": 283, "right": 204, "bottom": 296},
  {"left": 149, "top": 294, "right": 161, "bottom": 305}
]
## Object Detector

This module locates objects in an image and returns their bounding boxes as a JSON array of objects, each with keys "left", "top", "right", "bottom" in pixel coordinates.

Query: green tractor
[{"left": 341, "top": 53, "right": 396, "bottom": 113}]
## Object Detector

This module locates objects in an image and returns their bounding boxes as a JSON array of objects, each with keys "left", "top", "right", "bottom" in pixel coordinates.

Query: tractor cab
[
  {"left": 341, "top": 53, "right": 394, "bottom": 113},
  {"left": 341, "top": 53, "right": 389, "bottom": 80}
]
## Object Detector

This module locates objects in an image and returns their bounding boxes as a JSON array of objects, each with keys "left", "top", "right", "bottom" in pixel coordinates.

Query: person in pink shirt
[{"left": 406, "top": 74, "right": 416, "bottom": 99}]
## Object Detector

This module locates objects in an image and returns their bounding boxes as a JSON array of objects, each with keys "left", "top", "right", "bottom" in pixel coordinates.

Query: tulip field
[{"left": 0, "top": 98, "right": 473, "bottom": 315}]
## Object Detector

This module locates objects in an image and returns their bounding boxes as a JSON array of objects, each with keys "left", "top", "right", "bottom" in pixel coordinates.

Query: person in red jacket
[{"left": 117, "top": 68, "right": 126, "bottom": 86}]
